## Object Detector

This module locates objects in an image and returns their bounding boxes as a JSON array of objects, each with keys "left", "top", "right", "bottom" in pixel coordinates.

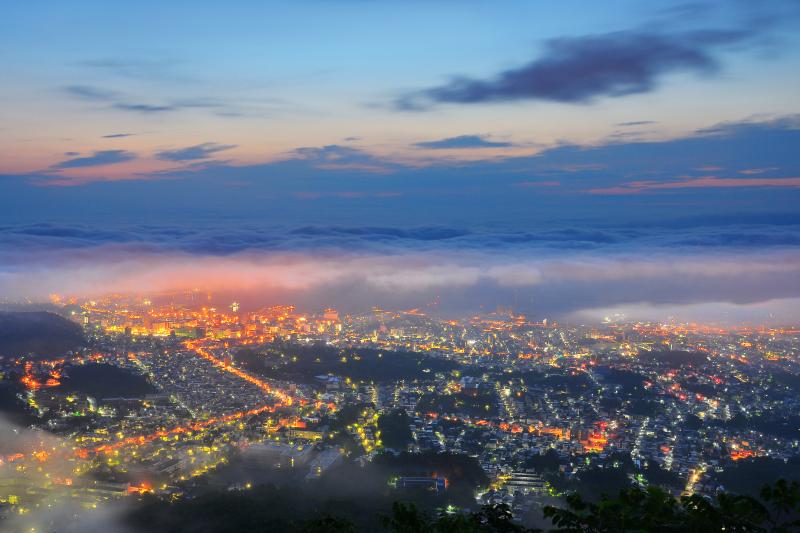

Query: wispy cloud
[
  {"left": 291, "top": 144, "right": 398, "bottom": 173},
  {"left": 517, "top": 180, "right": 560, "bottom": 188},
  {"left": 294, "top": 191, "right": 402, "bottom": 200},
  {"left": 112, "top": 102, "right": 175, "bottom": 113},
  {"left": 78, "top": 57, "right": 189, "bottom": 82},
  {"left": 617, "top": 120, "right": 657, "bottom": 127},
  {"left": 49, "top": 150, "right": 136, "bottom": 170},
  {"left": 155, "top": 143, "right": 237, "bottom": 161},
  {"left": 587, "top": 175, "right": 800, "bottom": 195},
  {"left": 62, "top": 85, "right": 231, "bottom": 115},
  {"left": 63, "top": 85, "right": 117, "bottom": 101},
  {"left": 739, "top": 167, "right": 778, "bottom": 175},
  {"left": 413, "top": 135, "right": 512, "bottom": 149}
]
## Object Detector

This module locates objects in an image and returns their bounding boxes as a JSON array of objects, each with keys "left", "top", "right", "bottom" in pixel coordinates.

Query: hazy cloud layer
[
  {"left": 1, "top": 222, "right": 799, "bottom": 323},
  {"left": 0, "top": 117, "right": 797, "bottom": 324}
]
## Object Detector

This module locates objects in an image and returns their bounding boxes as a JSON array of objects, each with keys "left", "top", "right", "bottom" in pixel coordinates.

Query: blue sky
[{"left": 1, "top": 0, "right": 799, "bottom": 322}]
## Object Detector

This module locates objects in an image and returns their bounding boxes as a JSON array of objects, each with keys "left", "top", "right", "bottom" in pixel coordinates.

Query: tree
[
  {"left": 382, "top": 502, "right": 538, "bottom": 533},
  {"left": 382, "top": 502, "right": 431, "bottom": 533},
  {"left": 301, "top": 514, "right": 356, "bottom": 533},
  {"left": 543, "top": 480, "right": 800, "bottom": 532},
  {"left": 760, "top": 479, "right": 800, "bottom": 532},
  {"left": 377, "top": 409, "right": 413, "bottom": 449},
  {"left": 544, "top": 486, "right": 683, "bottom": 532}
]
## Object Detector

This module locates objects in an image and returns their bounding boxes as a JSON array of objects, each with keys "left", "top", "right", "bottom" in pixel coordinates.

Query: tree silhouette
[
  {"left": 382, "top": 502, "right": 537, "bottom": 533},
  {"left": 543, "top": 480, "right": 800, "bottom": 532}
]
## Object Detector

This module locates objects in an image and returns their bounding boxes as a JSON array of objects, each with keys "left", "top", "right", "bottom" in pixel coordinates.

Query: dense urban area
[{"left": 1, "top": 291, "right": 799, "bottom": 530}]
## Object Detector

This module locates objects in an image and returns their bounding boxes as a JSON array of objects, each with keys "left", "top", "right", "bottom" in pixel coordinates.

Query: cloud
[
  {"left": 1, "top": 223, "right": 799, "bottom": 322},
  {"left": 291, "top": 144, "right": 397, "bottom": 173},
  {"left": 739, "top": 167, "right": 778, "bottom": 175},
  {"left": 413, "top": 135, "right": 512, "bottom": 149},
  {"left": 78, "top": 57, "right": 186, "bottom": 82},
  {"left": 396, "top": 28, "right": 752, "bottom": 110},
  {"left": 112, "top": 102, "right": 175, "bottom": 113},
  {"left": 63, "top": 85, "right": 219, "bottom": 115},
  {"left": 63, "top": 85, "right": 117, "bottom": 101},
  {"left": 2, "top": 116, "right": 798, "bottom": 234},
  {"left": 587, "top": 175, "right": 800, "bottom": 195},
  {"left": 617, "top": 120, "right": 657, "bottom": 127},
  {"left": 155, "top": 142, "right": 237, "bottom": 162},
  {"left": 50, "top": 150, "right": 136, "bottom": 170},
  {"left": 294, "top": 191, "right": 401, "bottom": 200},
  {"left": 516, "top": 181, "right": 560, "bottom": 188},
  {"left": 102, "top": 133, "right": 135, "bottom": 139}
]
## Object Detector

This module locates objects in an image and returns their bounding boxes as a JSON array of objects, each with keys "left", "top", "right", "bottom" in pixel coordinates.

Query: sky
[{"left": 1, "top": 0, "right": 799, "bottom": 323}]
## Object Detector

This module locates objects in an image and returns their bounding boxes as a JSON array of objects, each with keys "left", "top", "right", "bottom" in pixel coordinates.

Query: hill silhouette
[
  {"left": 639, "top": 349, "right": 708, "bottom": 367},
  {"left": 0, "top": 311, "right": 85, "bottom": 359},
  {"left": 59, "top": 363, "right": 156, "bottom": 400}
]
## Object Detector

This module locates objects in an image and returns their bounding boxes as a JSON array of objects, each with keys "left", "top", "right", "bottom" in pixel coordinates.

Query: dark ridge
[
  {"left": 0, "top": 380, "right": 39, "bottom": 426},
  {"left": 0, "top": 311, "right": 85, "bottom": 359},
  {"left": 236, "top": 344, "right": 459, "bottom": 384},
  {"left": 59, "top": 363, "right": 156, "bottom": 400},
  {"left": 639, "top": 349, "right": 708, "bottom": 367}
]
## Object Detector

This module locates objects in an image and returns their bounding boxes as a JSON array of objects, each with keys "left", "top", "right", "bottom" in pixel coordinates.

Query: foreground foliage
[
  {"left": 543, "top": 479, "right": 800, "bottom": 532},
  {"left": 124, "top": 479, "right": 800, "bottom": 532}
]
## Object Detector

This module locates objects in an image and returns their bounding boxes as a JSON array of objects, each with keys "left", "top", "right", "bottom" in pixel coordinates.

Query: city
[
  {"left": 2, "top": 0, "right": 800, "bottom": 531},
  {"left": 1, "top": 293, "right": 798, "bottom": 529}
]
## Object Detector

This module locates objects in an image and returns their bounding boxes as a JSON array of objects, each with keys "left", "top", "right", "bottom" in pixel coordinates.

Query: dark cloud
[
  {"left": 50, "top": 150, "right": 136, "bottom": 170},
  {"left": 413, "top": 135, "right": 512, "bottom": 149},
  {"left": 155, "top": 143, "right": 237, "bottom": 162},
  {"left": 102, "top": 133, "right": 134, "bottom": 138},
  {"left": 396, "top": 28, "right": 752, "bottom": 110}
]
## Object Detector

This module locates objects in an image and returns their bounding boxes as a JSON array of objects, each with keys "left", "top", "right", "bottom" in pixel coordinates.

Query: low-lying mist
[{"left": 2, "top": 222, "right": 799, "bottom": 324}]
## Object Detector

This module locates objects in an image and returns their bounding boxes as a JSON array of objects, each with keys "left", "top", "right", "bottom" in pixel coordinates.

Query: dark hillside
[{"left": 0, "top": 311, "right": 85, "bottom": 359}]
